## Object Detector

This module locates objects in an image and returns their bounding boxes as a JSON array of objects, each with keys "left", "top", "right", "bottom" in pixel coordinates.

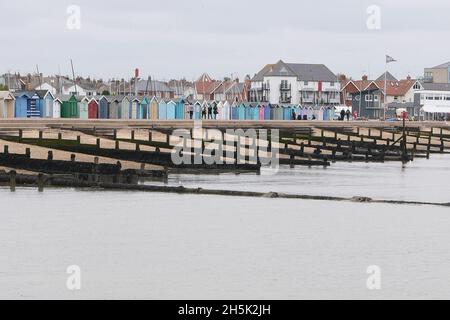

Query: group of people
[
  {"left": 339, "top": 109, "right": 358, "bottom": 121},
  {"left": 187, "top": 104, "right": 219, "bottom": 120},
  {"left": 290, "top": 111, "right": 316, "bottom": 121}
]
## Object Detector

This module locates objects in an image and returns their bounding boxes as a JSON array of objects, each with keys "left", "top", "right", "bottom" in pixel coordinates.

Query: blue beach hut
[{"left": 166, "top": 100, "right": 176, "bottom": 120}]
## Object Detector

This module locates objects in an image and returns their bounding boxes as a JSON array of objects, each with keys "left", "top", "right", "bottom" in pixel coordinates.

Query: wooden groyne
[
  {"left": 0, "top": 120, "right": 449, "bottom": 195},
  {"left": 1, "top": 171, "right": 449, "bottom": 208}
]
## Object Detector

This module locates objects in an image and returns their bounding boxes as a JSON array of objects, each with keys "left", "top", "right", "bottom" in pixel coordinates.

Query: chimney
[
  {"left": 362, "top": 75, "right": 368, "bottom": 81},
  {"left": 406, "top": 75, "right": 411, "bottom": 80}
]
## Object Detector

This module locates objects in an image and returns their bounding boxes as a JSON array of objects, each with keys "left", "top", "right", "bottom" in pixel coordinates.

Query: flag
[{"left": 386, "top": 55, "right": 397, "bottom": 63}]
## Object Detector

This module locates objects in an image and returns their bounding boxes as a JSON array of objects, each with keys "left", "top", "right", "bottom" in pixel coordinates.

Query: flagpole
[{"left": 383, "top": 58, "right": 387, "bottom": 120}]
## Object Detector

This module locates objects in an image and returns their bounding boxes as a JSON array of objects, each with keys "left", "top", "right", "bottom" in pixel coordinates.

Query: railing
[{"left": 280, "top": 84, "right": 291, "bottom": 91}]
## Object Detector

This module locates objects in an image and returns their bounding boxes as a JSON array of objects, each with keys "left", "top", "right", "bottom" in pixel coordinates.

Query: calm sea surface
[{"left": 0, "top": 155, "right": 449, "bottom": 299}]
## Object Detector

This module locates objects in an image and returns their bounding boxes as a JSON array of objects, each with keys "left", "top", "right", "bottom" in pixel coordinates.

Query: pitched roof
[
  {"left": 0, "top": 91, "right": 15, "bottom": 100},
  {"left": 376, "top": 72, "right": 398, "bottom": 82},
  {"left": 421, "top": 82, "right": 450, "bottom": 91},
  {"left": 136, "top": 80, "right": 174, "bottom": 93},
  {"left": 374, "top": 79, "right": 417, "bottom": 96},
  {"left": 195, "top": 75, "right": 219, "bottom": 95},
  {"left": 251, "top": 60, "right": 337, "bottom": 82},
  {"left": 431, "top": 61, "right": 450, "bottom": 69},
  {"left": 342, "top": 78, "right": 417, "bottom": 96}
]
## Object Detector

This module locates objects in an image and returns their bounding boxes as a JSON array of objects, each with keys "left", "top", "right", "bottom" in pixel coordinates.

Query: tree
[
  {"left": 0, "top": 84, "right": 9, "bottom": 91},
  {"left": 101, "top": 90, "right": 110, "bottom": 96}
]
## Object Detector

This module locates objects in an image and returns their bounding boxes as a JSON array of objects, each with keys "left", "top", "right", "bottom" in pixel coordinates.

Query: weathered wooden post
[
  {"left": 136, "top": 144, "right": 140, "bottom": 151},
  {"left": 39, "top": 130, "right": 43, "bottom": 140},
  {"left": 58, "top": 132, "right": 62, "bottom": 140},
  {"left": 96, "top": 138, "right": 101, "bottom": 149},
  {"left": 47, "top": 151, "right": 53, "bottom": 161},
  {"left": 77, "top": 135, "right": 81, "bottom": 144},
  {"left": 148, "top": 130, "right": 152, "bottom": 142},
  {"left": 25, "top": 148, "right": 31, "bottom": 158},
  {"left": 289, "top": 152, "right": 295, "bottom": 169},
  {"left": 70, "top": 154, "right": 76, "bottom": 162},
  {"left": 113, "top": 129, "right": 117, "bottom": 140},
  {"left": 9, "top": 170, "right": 16, "bottom": 192},
  {"left": 440, "top": 139, "right": 445, "bottom": 153},
  {"left": 115, "top": 140, "right": 120, "bottom": 150},
  {"left": 37, "top": 173, "right": 44, "bottom": 192},
  {"left": 331, "top": 150, "right": 336, "bottom": 163},
  {"left": 4, "top": 145, "right": 8, "bottom": 154},
  {"left": 308, "top": 155, "right": 312, "bottom": 168},
  {"left": 300, "top": 142, "right": 305, "bottom": 155},
  {"left": 131, "top": 130, "right": 135, "bottom": 141},
  {"left": 18, "top": 129, "right": 23, "bottom": 142}
]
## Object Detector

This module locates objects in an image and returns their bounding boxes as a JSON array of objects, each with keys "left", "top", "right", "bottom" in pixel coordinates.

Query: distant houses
[
  {"left": 341, "top": 74, "right": 422, "bottom": 119},
  {"left": 249, "top": 60, "right": 340, "bottom": 106}
]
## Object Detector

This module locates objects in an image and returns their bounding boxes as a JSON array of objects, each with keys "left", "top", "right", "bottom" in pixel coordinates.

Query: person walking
[
  {"left": 189, "top": 104, "right": 194, "bottom": 119},
  {"left": 213, "top": 105, "right": 218, "bottom": 120},
  {"left": 340, "top": 109, "right": 346, "bottom": 121},
  {"left": 208, "top": 104, "right": 213, "bottom": 119},
  {"left": 346, "top": 109, "right": 351, "bottom": 121},
  {"left": 201, "top": 104, "right": 207, "bottom": 119},
  {"left": 292, "top": 111, "right": 297, "bottom": 120}
]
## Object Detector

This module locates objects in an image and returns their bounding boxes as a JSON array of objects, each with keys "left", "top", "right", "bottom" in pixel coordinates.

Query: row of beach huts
[{"left": 0, "top": 90, "right": 338, "bottom": 121}]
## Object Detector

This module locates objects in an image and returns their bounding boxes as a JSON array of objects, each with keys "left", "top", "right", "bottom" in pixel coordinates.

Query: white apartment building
[
  {"left": 415, "top": 82, "right": 450, "bottom": 120},
  {"left": 250, "top": 60, "right": 339, "bottom": 105}
]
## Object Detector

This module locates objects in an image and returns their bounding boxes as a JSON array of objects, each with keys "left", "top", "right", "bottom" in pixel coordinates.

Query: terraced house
[
  {"left": 341, "top": 73, "right": 421, "bottom": 119},
  {"left": 249, "top": 60, "right": 339, "bottom": 105}
]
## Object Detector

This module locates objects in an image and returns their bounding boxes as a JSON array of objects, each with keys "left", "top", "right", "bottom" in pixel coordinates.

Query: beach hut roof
[
  {"left": 0, "top": 91, "right": 15, "bottom": 100},
  {"left": 13, "top": 91, "right": 34, "bottom": 99},
  {"left": 35, "top": 90, "right": 55, "bottom": 100}
]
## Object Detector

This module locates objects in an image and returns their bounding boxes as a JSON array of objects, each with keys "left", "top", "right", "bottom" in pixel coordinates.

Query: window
[
  {"left": 354, "top": 95, "right": 360, "bottom": 101},
  {"left": 330, "top": 82, "right": 335, "bottom": 87},
  {"left": 374, "top": 95, "right": 379, "bottom": 102},
  {"left": 303, "top": 92, "right": 310, "bottom": 99},
  {"left": 365, "top": 94, "right": 373, "bottom": 102},
  {"left": 413, "top": 83, "right": 421, "bottom": 90},
  {"left": 304, "top": 81, "right": 309, "bottom": 86}
]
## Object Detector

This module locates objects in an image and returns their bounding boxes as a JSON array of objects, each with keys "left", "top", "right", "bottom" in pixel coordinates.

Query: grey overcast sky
[{"left": 1, "top": 0, "right": 449, "bottom": 81}]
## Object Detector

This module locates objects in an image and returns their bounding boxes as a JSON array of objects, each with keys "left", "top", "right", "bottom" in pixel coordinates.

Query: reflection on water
[
  {"left": 0, "top": 155, "right": 449, "bottom": 299},
  {"left": 149, "top": 155, "right": 450, "bottom": 203}
]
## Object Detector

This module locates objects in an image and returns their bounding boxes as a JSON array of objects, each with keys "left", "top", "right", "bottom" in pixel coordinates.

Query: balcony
[
  {"left": 280, "top": 95, "right": 292, "bottom": 104},
  {"left": 280, "top": 84, "right": 291, "bottom": 91}
]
